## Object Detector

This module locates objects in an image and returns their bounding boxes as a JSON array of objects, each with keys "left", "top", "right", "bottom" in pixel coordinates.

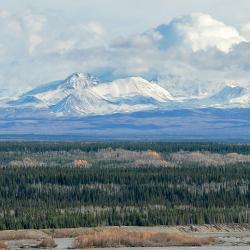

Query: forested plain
[{"left": 0, "top": 142, "right": 250, "bottom": 229}]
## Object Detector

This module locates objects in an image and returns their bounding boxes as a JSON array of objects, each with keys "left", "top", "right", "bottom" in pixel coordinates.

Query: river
[{"left": 6, "top": 238, "right": 250, "bottom": 250}]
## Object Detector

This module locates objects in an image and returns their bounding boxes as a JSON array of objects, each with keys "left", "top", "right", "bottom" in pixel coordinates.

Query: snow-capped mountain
[
  {"left": 200, "top": 85, "right": 250, "bottom": 108},
  {"left": 8, "top": 73, "right": 175, "bottom": 115},
  {"left": 5, "top": 72, "right": 250, "bottom": 116},
  {"left": 208, "top": 85, "right": 247, "bottom": 106}
]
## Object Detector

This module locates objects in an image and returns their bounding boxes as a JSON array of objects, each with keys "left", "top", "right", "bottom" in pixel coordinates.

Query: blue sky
[{"left": 1, "top": 0, "right": 250, "bottom": 94}]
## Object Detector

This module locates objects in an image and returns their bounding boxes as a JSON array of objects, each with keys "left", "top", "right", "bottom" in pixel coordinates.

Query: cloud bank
[{"left": 0, "top": 10, "right": 250, "bottom": 97}]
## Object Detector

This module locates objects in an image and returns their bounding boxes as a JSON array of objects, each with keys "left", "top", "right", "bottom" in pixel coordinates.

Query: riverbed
[
  {"left": 5, "top": 239, "right": 250, "bottom": 250},
  {"left": 3, "top": 225, "right": 250, "bottom": 249}
]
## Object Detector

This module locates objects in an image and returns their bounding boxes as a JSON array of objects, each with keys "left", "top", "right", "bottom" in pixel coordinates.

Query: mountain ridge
[
  {"left": 4, "top": 72, "right": 250, "bottom": 116},
  {"left": 7, "top": 73, "right": 175, "bottom": 115}
]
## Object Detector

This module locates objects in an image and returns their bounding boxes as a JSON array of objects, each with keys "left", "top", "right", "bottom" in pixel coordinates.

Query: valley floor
[{"left": 1, "top": 224, "right": 250, "bottom": 249}]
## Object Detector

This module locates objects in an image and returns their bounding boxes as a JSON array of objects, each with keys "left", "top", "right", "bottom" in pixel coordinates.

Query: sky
[{"left": 1, "top": 0, "right": 250, "bottom": 95}]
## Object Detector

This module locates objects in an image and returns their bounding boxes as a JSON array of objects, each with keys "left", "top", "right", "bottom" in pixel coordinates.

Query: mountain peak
[
  {"left": 6, "top": 72, "right": 250, "bottom": 116},
  {"left": 63, "top": 72, "right": 99, "bottom": 89},
  {"left": 209, "top": 85, "right": 247, "bottom": 104}
]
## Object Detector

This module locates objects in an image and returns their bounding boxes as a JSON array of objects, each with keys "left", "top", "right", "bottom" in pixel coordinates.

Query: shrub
[
  {"left": 73, "top": 160, "right": 89, "bottom": 168},
  {"left": 73, "top": 228, "right": 215, "bottom": 248},
  {"left": 0, "top": 241, "right": 7, "bottom": 250}
]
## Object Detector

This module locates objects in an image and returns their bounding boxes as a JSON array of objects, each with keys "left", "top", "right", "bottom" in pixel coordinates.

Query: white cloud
[
  {"left": 172, "top": 13, "right": 245, "bottom": 53},
  {"left": 22, "top": 13, "right": 47, "bottom": 33},
  {"left": 7, "top": 19, "right": 22, "bottom": 33},
  {"left": 102, "top": 13, "right": 250, "bottom": 96},
  {"left": 0, "top": 10, "right": 250, "bottom": 96},
  {"left": 111, "top": 13, "right": 246, "bottom": 54},
  {"left": 0, "top": 9, "right": 106, "bottom": 57},
  {"left": 80, "top": 22, "right": 105, "bottom": 36},
  {"left": 29, "top": 34, "right": 43, "bottom": 54},
  {"left": 0, "top": 9, "right": 10, "bottom": 18},
  {"left": 137, "top": 13, "right": 245, "bottom": 53},
  {"left": 0, "top": 9, "right": 107, "bottom": 92},
  {"left": 241, "top": 23, "right": 250, "bottom": 40}
]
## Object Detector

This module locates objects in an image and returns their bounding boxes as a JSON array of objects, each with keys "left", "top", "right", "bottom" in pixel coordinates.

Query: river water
[{"left": 7, "top": 238, "right": 250, "bottom": 250}]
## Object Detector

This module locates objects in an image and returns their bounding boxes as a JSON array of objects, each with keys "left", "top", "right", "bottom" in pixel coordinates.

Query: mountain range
[
  {"left": 0, "top": 72, "right": 250, "bottom": 141},
  {"left": 3, "top": 72, "right": 250, "bottom": 116}
]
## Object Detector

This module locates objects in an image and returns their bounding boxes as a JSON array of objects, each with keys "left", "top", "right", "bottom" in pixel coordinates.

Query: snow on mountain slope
[
  {"left": 50, "top": 89, "right": 116, "bottom": 115},
  {"left": 6, "top": 72, "right": 250, "bottom": 116},
  {"left": 156, "top": 74, "right": 225, "bottom": 98},
  {"left": 210, "top": 85, "right": 246, "bottom": 102},
  {"left": 92, "top": 77, "right": 174, "bottom": 102},
  {"left": 207, "top": 85, "right": 249, "bottom": 108},
  {"left": 23, "top": 73, "right": 99, "bottom": 107},
  {"left": 26, "top": 73, "right": 99, "bottom": 96},
  {"left": 9, "top": 73, "right": 175, "bottom": 115},
  {"left": 225, "top": 87, "right": 250, "bottom": 108}
]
